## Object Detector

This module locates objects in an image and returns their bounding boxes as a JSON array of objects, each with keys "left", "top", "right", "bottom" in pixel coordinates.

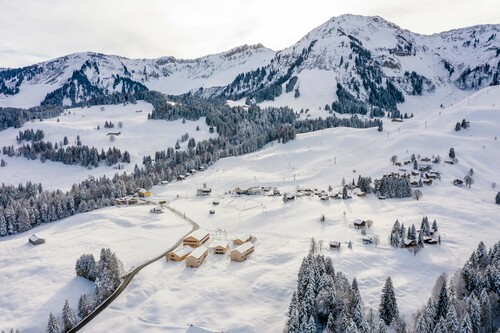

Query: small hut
[
  {"left": 353, "top": 219, "right": 366, "bottom": 229},
  {"left": 29, "top": 234, "right": 45, "bottom": 245},
  {"left": 329, "top": 241, "right": 341, "bottom": 249}
]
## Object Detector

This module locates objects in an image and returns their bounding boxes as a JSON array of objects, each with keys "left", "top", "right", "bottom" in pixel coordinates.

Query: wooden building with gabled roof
[
  {"left": 186, "top": 246, "right": 209, "bottom": 268},
  {"left": 183, "top": 229, "right": 210, "bottom": 247},
  {"left": 230, "top": 242, "right": 254, "bottom": 262}
]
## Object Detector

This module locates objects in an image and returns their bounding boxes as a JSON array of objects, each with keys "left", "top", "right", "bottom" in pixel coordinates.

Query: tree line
[{"left": 286, "top": 240, "right": 500, "bottom": 332}]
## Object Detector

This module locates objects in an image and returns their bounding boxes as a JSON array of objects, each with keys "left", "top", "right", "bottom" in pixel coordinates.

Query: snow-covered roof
[
  {"left": 29, "top": 235, "right": 42, "bottom": 242},
  {"left": 185, "top": 229, "right": 209, "bottom": 241},
  {"left": 232, "top": 242, "right": 254, "bottom": 254},
  {"left": 188, "top": 246, "right": 208, "bottom": 259},
  {"left": 354, "top": 219, "right": 365, "bottom": 225},
  {"left": 171, "top": 245, "right": 194, "bottom": 257},
  {"left": 138, "top": 188, "right": 148, "bottom": 193},
  {"left": 233, "top": 234, "right": 251, "bottom": 243},
  {"left": 210, "top": 240, "right": 229, "bottom": 249}
]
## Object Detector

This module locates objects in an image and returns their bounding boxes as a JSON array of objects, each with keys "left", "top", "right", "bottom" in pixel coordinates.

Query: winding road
[{"left": 68, "top": 203, "right": 199, "bottom": 332}]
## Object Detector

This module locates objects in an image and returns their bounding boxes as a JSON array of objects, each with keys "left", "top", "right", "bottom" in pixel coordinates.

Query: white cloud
[{"left": 0, "top": 0, "right": 498, "bottom": 67}]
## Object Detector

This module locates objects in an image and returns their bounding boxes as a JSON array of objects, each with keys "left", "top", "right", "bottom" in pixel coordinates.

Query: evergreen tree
[
  {"left": 47, "top": 313, "right": 61, "bottom": 333},
  {"left": 449, "top": 148, "right": 455, "bottom": 160},
  {"left": 460, "top": 313, "right": 472, "bottom": 333},
  {"left": 379, "top": 277, "right": 398, "bottom": 325},
  {"left": 61, "top": 300, "right": 76, "bottom": 332},
  {"left": 446, "top": 303, "right": 460, "bottom": 333},
  {"left": 435, "top": 281, "right": 449, "bottom": 321},
  {"left": 467, "top": 295, "right": 481, "bottom": 333},
  {"left": 479, "top": 289, "right": 492, "bottom": 333},
  {"left": 78, "top": 294, "right": 92, "bottom": 319}
]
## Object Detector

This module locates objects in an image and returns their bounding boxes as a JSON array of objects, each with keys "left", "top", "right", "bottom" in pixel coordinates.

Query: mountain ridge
[{"left": 1, "top": 14, "right": 499, "bottom": 111}]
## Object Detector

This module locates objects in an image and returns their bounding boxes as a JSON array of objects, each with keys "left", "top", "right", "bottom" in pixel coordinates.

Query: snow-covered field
[
  {"left": 0, "top": 101, "right": 216, "bottom": 191},
  {"left": 1, "top": 86, "right": 499, "bottom": 332},
  {"left": 0, "top": 205, "right": 191, "bottom": 332}
]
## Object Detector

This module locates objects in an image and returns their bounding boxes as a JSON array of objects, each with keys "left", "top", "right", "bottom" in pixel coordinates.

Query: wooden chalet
[
  {"left": 453, "top": 179, "right": 464, "bottom": 187},
  {"left": 186, "top": 246, "right": 209, "bottom": 268},
  {"left": 230, "top": 242, "right": 254, "bottom": 262},
  {"left": 177, "top": 175, "right": 186, "bottom": 181},
  {"left": 329, "top": 241, "right": 341, "bottom": 249},
  {"left": 283, "top": 193, "right": 295, "bottom": 202},
  {"left": 137, "top": 188, "right": 151, "bottom": 197},
  {"left": 183, "top": 229, "right": 210, "bottom": 247},
  {"left": 197, "top": 187, "right": 212, "bottom": 196},
  {"left": 353, "top": 219, "right": 366, "bottom": 229},
  {"left": 233, "top": 234, "right": 252, "bottom": 245},
  {"left": 211, "top": 240, "right": 230, "bottom": 255},
  {"left": 423, "top": 179, "right": 433, "bottom": 186},
  {"left": 362, "top": 237, "right": 373, "bottom": 244},
  {"left": 357, "top": 192, "right": 366, "bottom": 197},
  {"left": 150, "top": 207, "right": 164, "bottom": 214},
  {"left": 403, "top": 239, "right": 416, "bottom": 248},
  {"left": 29, "top": 234, "right": 45, "bottom": 245},
  {"left": 423, "top": 236, "right": 438, "bottom": 244},
  {"left": 167, "top": 245, "right": 193, "bottom": 261}
]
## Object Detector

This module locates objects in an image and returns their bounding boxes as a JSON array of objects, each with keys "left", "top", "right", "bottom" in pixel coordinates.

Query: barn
[
  {"left": 186, "top": 246, "right": 209, "bottom": 268},
  {"left": 29, "top": 234, "right": 45, "bottom": 245},
  {"left": 230, "top": 242, "right": 254, "bottom": 262},
  {"left": 183, "top": 229, "right": 210, "bottom": 247},
  {"left": 166, "top": 245, "right": 193, "bottom": 261},
  {"left": 233, "top": 234, "right": 251, "bottom": 245}
]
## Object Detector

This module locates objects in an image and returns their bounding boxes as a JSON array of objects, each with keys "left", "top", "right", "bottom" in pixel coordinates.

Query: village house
[
  {"left": 453, "top": 179, "right": 464, "bottom": 187},
  {"left": 211, "top": 240, "right": 230, "bottom": 255},
  {"left": 137, "top": 188, "right": 151, "bottom": 197},
  {"left": 197, "top": 187, "right": 212, "bottom": 196},
  {"left": 423, "top": 179, "right": 433, "bottom": 186},
  {"left": 150, "top": 207, "right": 163, "bottom": 214},
  {"left": 183, "top": 229, "right": 210, "bottom": 247},
  {"left": 353, "top": 219, "right": 366, "bottom": 229},
  {"left": 177, "top": 175, "right": 186, "bottom": 181},
  {"left": 186, "top": 246, "right": 209, "bottom": 268},
  {"left": 403, "top": 239, "right": 416, "bottom": 248},
  {"left": 230, "top": 242, "right": 254, "bottom": 262},
  {"left": 166, "top": 245, "right": 193, "bottom": 261},
  {"left": 423, "top": 236, "right": 438, "bottom": 244},
  {"left": 233, "top": 234, "right": 252, "bottom": 245},
  {"left": 329, "top": 241, "right": 341, "bottom": 249},
  {"left": 29, "top": 234, "right": 45, "bottom": 245}
]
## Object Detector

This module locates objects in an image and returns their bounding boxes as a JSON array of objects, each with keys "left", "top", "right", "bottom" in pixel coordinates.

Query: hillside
[{"left": 0, "top": 86, "right": 498, "bottom": 332}]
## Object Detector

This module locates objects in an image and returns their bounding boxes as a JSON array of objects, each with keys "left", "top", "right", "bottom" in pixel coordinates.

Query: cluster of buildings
[{"left": 167, "top": 230, "right": 255, "bottom": 268}]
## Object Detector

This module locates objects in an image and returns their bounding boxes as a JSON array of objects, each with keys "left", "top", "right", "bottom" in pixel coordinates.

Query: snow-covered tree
[
  {"left": 379, "top": 277, "right": 398, "bottom": 325},
  {"left": 61, "top": 300, "right": 76, "bottom": 332},
  {"left": 47, "top": 313, "right": 61, "bottom": 333},
  {"left": 460, "top": 313, "right": 472, "bottom": 333}
]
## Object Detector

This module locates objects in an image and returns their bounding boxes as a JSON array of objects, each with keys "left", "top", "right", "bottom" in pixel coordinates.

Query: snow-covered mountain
[
  {"left": 0, "top": 44, "right": 274, "bottom": 108},
  {"left": 1, "top": 15, "right": 499, "bottom": 111}
]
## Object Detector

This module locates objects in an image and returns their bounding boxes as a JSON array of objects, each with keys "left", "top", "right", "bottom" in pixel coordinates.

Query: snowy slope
[{"left": 1, "top": 86, "right": 498, "bottom": 332}]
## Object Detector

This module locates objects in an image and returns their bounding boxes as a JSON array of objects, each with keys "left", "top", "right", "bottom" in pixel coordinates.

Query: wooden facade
[
  {"left": 186, "top": 246, "right": 208, "bottom": 268},
  {"left": 230, "top": 242, "right": 254, "bottom": 262},
  {"left": 166, "top": 245, "right": 193, "bottom": 261},
  {"left": 211, "top": 240, "right": 229, "bottom": 255},
  {"left": 233, "top": 234, "right": 251, "bottom": 245},
  {"left": 183, "top": 229, "right": 210, "bottom": 247}
]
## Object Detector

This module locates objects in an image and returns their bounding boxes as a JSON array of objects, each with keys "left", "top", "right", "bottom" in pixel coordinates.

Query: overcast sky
[{"left": 1, "top": 0, "right": 499, "bottom": 68}]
